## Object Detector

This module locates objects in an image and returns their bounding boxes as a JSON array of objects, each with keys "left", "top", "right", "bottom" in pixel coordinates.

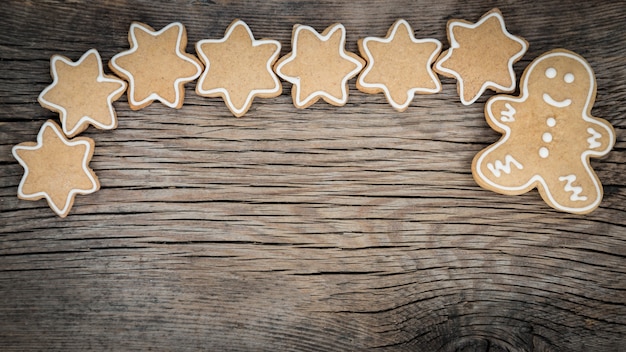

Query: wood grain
[{"left": 1, "top": 0, "right": 625, "bottom": 351}]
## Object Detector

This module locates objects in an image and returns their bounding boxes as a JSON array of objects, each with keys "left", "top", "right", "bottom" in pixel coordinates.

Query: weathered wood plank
[{"left": 0, "top": 0, "right": 625, "bottom": 351}]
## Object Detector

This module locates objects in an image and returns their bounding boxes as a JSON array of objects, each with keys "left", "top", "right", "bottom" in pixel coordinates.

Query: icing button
[
  {"left": 547, "top": 117, "right": 556, "bottom": 127},
  {"left": 539, "top": 147, "right": 549, "bottom": 158},
  {"left": 542, "top": 132, "right": 553, "bottom": 143}
]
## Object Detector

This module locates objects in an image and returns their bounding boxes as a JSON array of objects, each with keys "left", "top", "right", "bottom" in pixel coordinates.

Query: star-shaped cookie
[
  {"left": 12, "top": 121, "right": 100, "bottom": 218},
  {"left": 110, "top": 22, "right": 203, "bottom": 110},
  {"left": 434, "top": 8, "right": 528, "bottom": 105},
  {"left": 357, "top": 19, "right": 442, "bottom": 112},
  {"left": 196, "top": 19, "right": 282, "bottom": 117},
  {"left": 38, "top": 49, "right": 127, "bottom": 137},
  {"left": 274, "top": 23, "right": 365, "bottom": 109}
]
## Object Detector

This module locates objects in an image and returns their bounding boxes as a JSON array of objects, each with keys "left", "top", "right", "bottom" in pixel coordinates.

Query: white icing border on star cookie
[
  {"left": 435, "top": 10, "right": 528, "bottom": 106},
  {"left": 12, "top": 121, "right": 99, "bottom": 217},
  {"left": 474, "top": 50, "right": 615, "bottom": 214},
  {"left": 275, "top": 23, "right": 364, "bottom": 107},
  {"left": 195, "top": 19, "right": 281, "bottom": 116},
  {"left": 110, "top": 22, "right": 202, "bottom": 109},
  {"left": 358, "top": 19, "right": 442, "bottom": 111},
  {"left": 38, "top": 49, "right": 127, "bottom": 137}
]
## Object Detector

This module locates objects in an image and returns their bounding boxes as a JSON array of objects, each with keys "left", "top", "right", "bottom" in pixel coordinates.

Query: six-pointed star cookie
[
  {"left": 38, "top": 49, "right": 127, "bottom": 138},
  {"left": 12, "top": 121, "right": 100, "bottom": 218},
  {"left": 274, "top": 23, "right": 365, "bottom": 109},
  {"left": 110, "top": 22, "right": 203, "bottom": 110},
  {"left": 196, "top": 19, "right": 282, "bottom": 117},
  {"left": 434, "top": 8, "right": 528, "bottom": 105},
  {"left": 357, "top": 19, "right": 442, "bottom": 112}
]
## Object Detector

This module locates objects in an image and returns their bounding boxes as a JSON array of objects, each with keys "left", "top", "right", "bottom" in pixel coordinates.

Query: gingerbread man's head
[{"left": 524, "top": 49, "right": 595, "bottom": 116}]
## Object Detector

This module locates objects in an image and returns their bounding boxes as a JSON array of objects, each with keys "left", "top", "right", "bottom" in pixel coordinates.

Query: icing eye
[
  {"left": 545, "top": 67, "right": 557, "bottom": 79},
  {"left": 564, "top": 73, "right": 575, "bottom": 83}
]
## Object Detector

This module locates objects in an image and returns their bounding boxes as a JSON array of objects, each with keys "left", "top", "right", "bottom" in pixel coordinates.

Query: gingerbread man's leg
[
  {"left": 537, "top": 162, "right": 603, "bottom": 214},
  {"left": 472, "top": 140, "right": 537, "bottom": 196}
]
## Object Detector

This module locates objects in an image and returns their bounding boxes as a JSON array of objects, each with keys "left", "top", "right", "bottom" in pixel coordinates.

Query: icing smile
[{"left": 543, "top": 93, "right": 571, "bottom": 108}]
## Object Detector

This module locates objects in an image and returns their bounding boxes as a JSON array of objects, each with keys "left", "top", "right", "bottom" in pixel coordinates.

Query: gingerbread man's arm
[
  {"left": 484, "top": 96, "right": 521, "bottom": 133},
  {"left": 583, "top": 117, "right": 615, "bottom": 156}
]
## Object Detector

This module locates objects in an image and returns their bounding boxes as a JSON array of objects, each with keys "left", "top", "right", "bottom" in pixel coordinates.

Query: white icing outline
[
  {"left": 435, "top": 10, "right": 528, "bottom": 106},
  {"left": 475, "top": 50, "right": 616, "bottom": 214},
  {"left": 110, "top": 22, "right": 202, "bottom": 108},
  {"left": 275, "top": 23, "right": 364, "bottom": 107},
  {"left": 195, "top": 19, "right": 281, "bottom": 116},
  {"left": 357, "top": 19, "right": 442, "bottom": 111},
  {"left": 12, "top": 121, "right": 98, "bottom": 217},
  {"left": 38, "top": 49, "right": 127, "bottom": 137}
]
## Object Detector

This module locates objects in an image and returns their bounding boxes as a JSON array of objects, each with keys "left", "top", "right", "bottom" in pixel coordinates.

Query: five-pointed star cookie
[
  {"left": 110, "top": 22, "right": 203, "bottom": 110},
  {"left": 12, "top": 121, "right": 100, "bottom": 218},
  {"left": 196, "top": 19, "right": 282, "bottom": 117},
  {"left": 38, "top": 49, "right": 127, "bottom": 138},
  {"left": 274, "top": 23, "right": 365, "bottom": 109},
  {"left": 357, "top": 19, "right": 442, "bottom": 112},
  {"left": 434, "top": 8, "right": 528, "bottom": 105}
]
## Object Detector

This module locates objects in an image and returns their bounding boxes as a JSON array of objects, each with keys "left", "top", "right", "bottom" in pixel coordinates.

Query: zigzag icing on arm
[
  {"left": 500, "top": 102, "right": 516, "bottom": 122},
  {"left": 586, "top": 127, "right": 602, "bottom": 149}
]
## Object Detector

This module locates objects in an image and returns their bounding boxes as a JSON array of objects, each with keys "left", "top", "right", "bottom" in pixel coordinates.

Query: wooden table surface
[{"left": 1, "top": 1, "right": 625, "bottom": 351}]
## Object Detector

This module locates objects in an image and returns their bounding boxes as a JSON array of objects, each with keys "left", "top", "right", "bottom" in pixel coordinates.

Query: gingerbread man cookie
[
  {"left": 357, "top": 19, "right": 442, "bottom": 112},
  {"left": 472, "top": 49, "right": 615, "bottom": 214},
  {"left": 434, "top": 8, "right": 528, "bottom": 105},
  {"left": 12, "top": 121, "right": 100, "bottom": 217},
  {"left": 274, "top": 23, "right": 365, "bottom": 109},
  {"left": 110, "top": 22, "right": 203, "bottom": 110},
  {"left": 196, "top": 19, "right": 282, "bottom": 117},
  {"left": 38, "top": 49, "right": 127, "bottom": 138}
]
